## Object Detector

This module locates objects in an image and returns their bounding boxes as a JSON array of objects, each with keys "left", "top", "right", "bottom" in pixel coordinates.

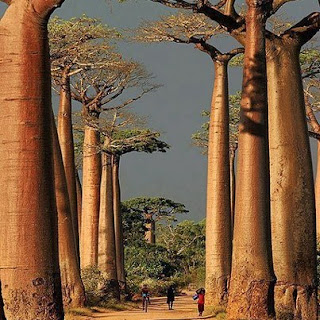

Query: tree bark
[
  {"left": 112, "top": 155, "right": 126, "bottom": 284},
  {"left": 315, "top": 142, "right": 320, "bottom": 237},
  {"left": 98, "top": 145, "right": 120, "bottom": 300},
  {"left": 229, "top": 147, "right": 236, "bottom": 235},
  {"left": 57, "top": 67, "right": 79, "bottom": 260},
  {"left": 227, "top": 1, "right": 275, "bottom": 319},
  {"left": 0, "top": 2, "right": 64, "bottom": 319},
  {"left": 51, "top": 111, "right": 86, "bottom": 309},
  {"left": 80, "top": 119, "right": 101, "bottom": 269},
  {"left": 267, "top": 41, "right": 317, "bottom": 320},
  {"left": 205, "top": 61, "right": 232, "bottom": 307},
  {"left": 145, "top": 213, "right": 156, "bottom": 244},
  {"left": 76, "top": 169, "right": 83, "bottom": 240}
]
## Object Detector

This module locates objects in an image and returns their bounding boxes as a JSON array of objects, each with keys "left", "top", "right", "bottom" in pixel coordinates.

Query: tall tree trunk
[
  {"left": 145, "top": 213, "right": 156, "bottom": 244},
  {"left": 80, "top": 117, "right": 101, "bottom": 269},
  {"left": 51, "top": 111, "right": 86, "bottom": 308},
  {"left": 0, "top": 2, "right": 64, "bottom": 319},
  {"left": 267, "top": 43, "right": 317, "bottom": 319},
  {"left": 57, "top": 67, "right": 79, "bottom": 259},
  {"left": 205, "top": 61, "right": 232, "bottom": 307},
  {"left": 98, "top": 145, "right": 120, "bottom": 300},
  {"left": 229, "top": 146, "right": 236, "bottom": 235},
  {"left": 112, "top": 155, "right": 126, "bottom": 284},
  {"left": 227, "top": 1, "right": 275, "bottom": 319},
  {"left": 76, "top": 170, "right": 83, "bottom": 240}
]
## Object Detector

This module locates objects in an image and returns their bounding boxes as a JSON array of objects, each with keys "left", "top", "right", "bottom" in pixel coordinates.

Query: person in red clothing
[{"left": 196, "top": 288, "right": 205, "bottom": 316}]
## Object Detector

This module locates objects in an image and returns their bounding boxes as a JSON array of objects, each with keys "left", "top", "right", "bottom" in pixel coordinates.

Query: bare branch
[
  {"left": 309, "top": 130, "right": 320, "bottom": 140},
  {"left": 282, "top": 12, "right": 320, "bottom": 46},
  {"left": 196, "top": 0, "right": 242, "bottom": 32},
  {"left": 102, "top": 87, "right": 158, "bottom": 111},
  {"left": 150, "top": 0, "right": 196, "bottom": 9}
]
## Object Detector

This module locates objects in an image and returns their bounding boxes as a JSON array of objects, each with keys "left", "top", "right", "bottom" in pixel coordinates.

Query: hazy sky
[{"left": 0, "top": 0, "right": 319, "bottom": 221}]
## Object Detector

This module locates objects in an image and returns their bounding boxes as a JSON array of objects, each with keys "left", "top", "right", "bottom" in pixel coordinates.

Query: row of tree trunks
[
  {"left": 205, "top": 60, "right": 232, "bottom": 307},
  {"left": 0, "top": 1, "right": 65, "bottom": 319},
  {"left": 51, "top": 111, "right": 86, "bottom": 308},
  {"left": 267, "top": 41, "right": 317, "bottom": 319},
  {"left": 227, "top": 1, "right": 275, "bottom": 319}
]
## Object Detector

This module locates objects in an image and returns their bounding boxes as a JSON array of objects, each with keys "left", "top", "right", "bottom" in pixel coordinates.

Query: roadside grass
[{"left": 205, "top": 305, "right": 226, "bottom": 319}]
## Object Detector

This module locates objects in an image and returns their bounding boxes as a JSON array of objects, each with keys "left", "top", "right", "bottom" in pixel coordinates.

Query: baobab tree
[
  {"left": 134, "top": 13, "right": 243, "bottom": 305},
  {"left": 0, "top": 0, "right": 66, "bottom": 318},
  {"left": 145, "top": 0, "right": 319, "bottom": 317},
  {"left": 104, "top": 125, "right": 170, "bottom": 283},
  {"left": 51, "top": 112, "right": 86, "bottom": 308},
  {"left": 192, "top": 92, "right": 241, "bottom": 226},
  {"left": 226, "top": 0, "right": 276, "bottom": 317},
  {"left": 121, "top": 197, "right": 188, "bottom": 244},
  {"left": 69, "top": 55, "right": 156, "bottom": 269},
  {"left": 50, "top": 16, "right": 119, "bottom": 256}
]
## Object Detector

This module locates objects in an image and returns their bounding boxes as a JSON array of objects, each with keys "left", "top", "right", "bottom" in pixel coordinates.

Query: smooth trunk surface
[
  {"left": 227, "top": 2, "right": 275, "bottom": 319},
  {"left": 267, "top": 42, "right": 317, "bottom": 320},
  {"left": 57, "top": 70, "right": 79, "bottom": 259},
  {"left": 145, "top": 213, "right": 156, "bottom": 244},
  {"left": 52, "top": 111, "right": 86, "bottom": 308},
  {"left": 76, "top": 170, "right": 83, "bottom": 239},
  {"left": 229, "top": 148, "right": 236, "bottom": 233},
  {"left": 205, "top": 61, "right": 232, "bottom": 307},
  {"left": 112, "top": 156, "right": 126, "bottom": 283},
  {"left": 80, "top": 124, "right": 101, "bottom": 268},
  {"left": 0, "top": 2, "right": 64, "bottom": 319},
  {"left": 99, "top": 149, "right": 120, "bottom": 299}
]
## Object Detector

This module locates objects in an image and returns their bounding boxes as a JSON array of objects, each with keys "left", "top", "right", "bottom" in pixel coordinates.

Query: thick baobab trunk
[
  {"left": 229, "top": 146, "right": 236, "bottom": 234},
  {"left": 52, "top": 111, "right": 86, "bottom": 308},
  {"left": 76, "top": 170, "right": 83, "bottom": 238},
  {"left": 205, "top": 61, "right": 232, "bottom": 307},
  {"left": 98, "top": 146, "right": 120, "bottom": 300},
  {"left": 267, "top": 44, "right": 317, "bottom": 319},
  {"left": 80, "top": 119, "right": 101, "bottom": 269},
  {"left": 57, "top": 68, "right": 79, "bottom": 258},
  {"left": 227, "top": 1, "right": 275, "bottom": 319},
  {"left": 145, "top": 213, "right": 156, "bottom": 244},
  {"left": 112, "top": 155, "right": 126, "bottom": 284},
  {"left": 0, "top": 2, "right": 64, "bottom": 319}
]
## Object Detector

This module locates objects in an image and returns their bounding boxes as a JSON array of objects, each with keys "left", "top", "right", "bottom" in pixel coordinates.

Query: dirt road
[{"left": 81, "top": 293, "right": 215, "bottom": 320}]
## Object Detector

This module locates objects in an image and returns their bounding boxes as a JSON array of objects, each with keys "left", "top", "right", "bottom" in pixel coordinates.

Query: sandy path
[{"left": 86, "top": 293, "right": 214, "bottom": 320}]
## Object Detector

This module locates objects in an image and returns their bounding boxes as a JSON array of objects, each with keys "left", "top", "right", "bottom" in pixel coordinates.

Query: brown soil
[{"left": 69, "top": 293, "right": 216, "bottom": 320}]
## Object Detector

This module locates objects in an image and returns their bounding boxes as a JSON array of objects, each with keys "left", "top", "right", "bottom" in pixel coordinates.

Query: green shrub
[{"left": 81, "top": 266, "right": 119, "bottom": 306}]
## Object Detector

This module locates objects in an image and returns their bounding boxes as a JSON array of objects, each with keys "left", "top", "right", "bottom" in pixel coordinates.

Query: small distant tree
[{"left": 122, "top": 197, "right": 188, "bottom": 244}]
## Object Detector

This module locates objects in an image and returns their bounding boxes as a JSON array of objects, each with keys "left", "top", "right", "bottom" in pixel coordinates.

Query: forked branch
[{"left": 282, "top": 12, "right": 320, "bottom": 46}]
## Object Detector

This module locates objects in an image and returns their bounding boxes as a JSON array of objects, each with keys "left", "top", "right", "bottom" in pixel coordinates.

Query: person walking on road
[
  {"left": 167, "top": 285, "right": 175, "bottom": 310},
  {"left": 195, "top": 288, "right": 205, "bottom": 316}
]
